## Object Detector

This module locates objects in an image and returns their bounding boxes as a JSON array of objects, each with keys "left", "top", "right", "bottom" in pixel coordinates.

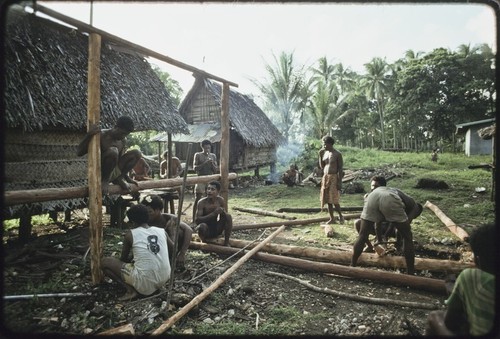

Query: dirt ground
[{"left": 2, "top": 182, "right": 470, "bottom": 337}]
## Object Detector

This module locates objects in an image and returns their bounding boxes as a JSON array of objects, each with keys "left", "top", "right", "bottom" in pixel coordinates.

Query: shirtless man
[
  {"left": 192, "top": 140, "right": 218, "bottom": 223},
  {"left": 160, "top": 150, "right": 183, "bottom": 179},
  {"left": 141, "top": 195, "right": 192, "bottom": 269},
  {"left": 77, "top": 116, "right": 141, "bottom": 194},
  {"left": 318, "top": 136, "right": 344, "bottom": 224},
  {"left": 195, "top": 181, "right": 232, "bottom": 246}
]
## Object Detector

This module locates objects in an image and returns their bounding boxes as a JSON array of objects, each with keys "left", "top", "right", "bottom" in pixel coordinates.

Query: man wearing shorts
[
  {"left": 192, "top": 140, "right": 218, "bottom": 223},
  {"left": 101, "top": 204, "right": 171, "bottom": 301},
  {"left": 351, "top": 181, "right": 418, "bottom": 275}
]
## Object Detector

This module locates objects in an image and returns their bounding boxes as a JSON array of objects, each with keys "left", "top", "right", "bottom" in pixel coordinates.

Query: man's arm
[
  {"left": 76, "top": 124, "right": 100, "bottom": 156},
  {"left": 120, "top": 231, "right": 133, "bottom": 262}
]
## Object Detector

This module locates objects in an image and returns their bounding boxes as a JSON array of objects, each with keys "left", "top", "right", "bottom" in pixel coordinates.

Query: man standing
[
  {"left": 351, "top": 180, "right": 418, "bottom": 275},
  {"left": 77, "top": 115, "right": 141, "bottom": 194},
  {"left": 192, "top": 140, "right": 218, "bottom": 223},
  {"left": 101, "top": 204, "right": 171, "bottom": 301},
  {"left": 318, "top": 136, "right": 344, "bottom": 225}
]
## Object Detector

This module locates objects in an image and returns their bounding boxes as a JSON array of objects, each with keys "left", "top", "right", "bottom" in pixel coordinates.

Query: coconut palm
[
  {"left": 252, "top": 51, "right": 307, "bottom": 142},
  {"left": 360, "top": 57, "right": 392, "bottom": 149}
]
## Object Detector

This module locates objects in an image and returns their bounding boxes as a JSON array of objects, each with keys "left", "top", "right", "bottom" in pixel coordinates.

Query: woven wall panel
[{"left": 5, "top": 159, "right": 88, "bottom": 184}]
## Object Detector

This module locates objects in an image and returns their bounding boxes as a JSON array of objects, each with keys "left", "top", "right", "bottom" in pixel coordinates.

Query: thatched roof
[
  {"left": 478, "top": 124, "right": 496, "bottom": 140},
  {"left": 4, "top": 5, "right": 189, "bottom": 133},
  {"left": 178, "top": 77, "right": 284, "bottom": 147}
]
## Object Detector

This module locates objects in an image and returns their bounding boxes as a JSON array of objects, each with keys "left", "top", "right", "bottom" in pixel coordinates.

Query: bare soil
[{"left": 2, "top": 181, "right": 470, "bottom": 337}]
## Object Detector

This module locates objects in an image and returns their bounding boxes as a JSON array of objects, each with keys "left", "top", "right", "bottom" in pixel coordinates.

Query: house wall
[
  {"left": 186, "top": 86, "right": 220, "bottom": 125},
  {"left": 465, "top": 125, "right": 493, "bottom": 156},
  {"left": 5, "top": 130, "right": 88, "bottom": 218}
]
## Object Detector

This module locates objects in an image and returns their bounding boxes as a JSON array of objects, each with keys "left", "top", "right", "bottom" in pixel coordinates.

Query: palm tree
[
  {"left": 252, "top": 51, "right": 307, "bottom": 142},
  {"left": 360, "top": 57, "right": 392, "bottom": 149}
]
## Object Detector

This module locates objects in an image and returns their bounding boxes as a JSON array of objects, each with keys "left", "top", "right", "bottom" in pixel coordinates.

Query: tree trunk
[
  {"left": 206, "top": 238, "right": 472, "bottom": 274},
  {"left": 189, "top": 241, "right": 447, "bottom": 294}
]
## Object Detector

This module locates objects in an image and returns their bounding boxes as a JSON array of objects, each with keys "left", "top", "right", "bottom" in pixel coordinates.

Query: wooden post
[
  {"left": 87, "top": 32, "right": 103, "bottom": 284},
  {"left": 167, "top": 133, "right": 172, "bottom": 178},
  {"left": 220, "top": 82, "right": 230, "bottom": 210}
]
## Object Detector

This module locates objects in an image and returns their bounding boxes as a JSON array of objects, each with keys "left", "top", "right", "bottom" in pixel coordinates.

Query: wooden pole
[
  {"left": 189, "top": 241, "right": 447, "bottom": 294},
  {"left": 206, "top": 238, "right": 473, "bottom": 274},
  {"left": 87, "top": 32, "right": 103, "bottom": 285},
  {"left": 424, "top": 201, "right": 469, "bottom": 241},
  {"left": 232, "top": 213, "right": 360, "bottom": 231},
  {"left": 276, "top": 206, "right": 364, "bottom": 213},
  {"left": 151, "top": 226, "right": 286, "bottom": 335},
  {"left": 220, "top": 82, "right": 230, "bottom": 211},
  {"left": 232, "top": 206, "right": 297, "bottom": 220},
  {"left": 4, "top": 173, "right": 238, "bottom": 206},
  {"left": 167, "top": 133, "right": 172, "bottom": 178}
]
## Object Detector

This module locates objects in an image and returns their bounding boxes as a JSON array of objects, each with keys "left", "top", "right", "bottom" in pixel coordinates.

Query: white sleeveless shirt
[{"left": 127, "top": 226, "right": 171, "bottom": 295}]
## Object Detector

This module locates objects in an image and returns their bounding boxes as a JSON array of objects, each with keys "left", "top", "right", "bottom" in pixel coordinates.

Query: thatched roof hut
[
  {"left": 151, "top": 76, "right": 285, "bottom": 172},
  {"left": 3, "top": 6, "right": 189, "bottom": 219}
]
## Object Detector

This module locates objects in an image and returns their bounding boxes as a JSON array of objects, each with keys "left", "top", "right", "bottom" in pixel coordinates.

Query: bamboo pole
[
  {"left": 87, "top": 32, "right": 103, "bottom": 284},
  {"left": 31, "top": 4, "right": 238, "bottom": 88},
  {"left": 150, "top": 226, "right": 286, "bottom": 335},
  {"left": 220, "top": 82, "right": 230, "bottom": 211},
  {"left": 206, "top": 238, "right": 472, "bottom": 273},
  {"left": 232, "top": 206, "right": 297, "bottom": 220},
  {"left": 4, "top": 173, "right": 238, "bottom": 206},
  {"left": 189, "top": 242, "right": 447, "bottom": 294},
  {"left": 3, "top": 292, "right": 91, "bottom": 300},
  {"left": 424, "top": 201, "right": 469, "bottom": 241},
  {"left": 232, "top": 213, "right": 360, "bottom": 231},
  {"left": 164, "top": 143, "right": 192, "bottom": 316}
]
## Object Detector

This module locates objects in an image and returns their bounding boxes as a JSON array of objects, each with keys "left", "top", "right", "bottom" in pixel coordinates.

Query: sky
[{"left": 33, "top": 1, "right": 497, "bottom": 99}]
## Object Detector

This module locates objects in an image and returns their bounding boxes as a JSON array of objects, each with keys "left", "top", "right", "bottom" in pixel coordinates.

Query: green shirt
[{"left": 445, "top": 268, "right": 495, "bottom": 336}]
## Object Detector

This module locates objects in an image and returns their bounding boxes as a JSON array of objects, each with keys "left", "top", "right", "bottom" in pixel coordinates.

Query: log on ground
[
  {"left": 189, "top": 241, "right": 447, "bottom": 294},
  {"left": 276, "top": 206, "right": 364, "bottom": 213},
  {"left": 206, "top": 238, "right": 472, "bottom": 274},
  {"left": 232, "top": 213, "right": 360, "bottom": 231},
  {"left": 232, "top": 206, "right": 296, "bottom": 220},
  {"left": 424, "top": 201, "right": 469, "bottom": 241}
]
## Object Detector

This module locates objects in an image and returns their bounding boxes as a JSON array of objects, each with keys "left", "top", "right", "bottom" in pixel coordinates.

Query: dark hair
[
  {"left": 162, "top": 150, "right": 169, "bottom": 159},
  {"left": 322, "top": 136, "right": 335, "bottom": 145},
  {"left": 468, "top": 223, "right": 496, "bottom": 273},
  {"left": 370, "top": 175, "right": 387, "bottom": 187},
  {"left": 201, "top": 139, "right": 212, "bottom": 147},
  {"left": 115, "top": 116, "right": 134, "bottom": 133},
  {"left": 126, "top": 204, "right": 150, "bottom": 224},
  {"left": 208, "top": 180, "right": 221, "bottom": 191},
  {"left": 141, "top": 195, "right": 164, "bottom": 211}
]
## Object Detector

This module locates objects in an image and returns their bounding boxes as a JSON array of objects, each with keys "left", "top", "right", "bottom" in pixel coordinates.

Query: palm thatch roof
[
  {"left": 4, "top": 5, "right": 188, "bottom": 133},
  {"left": 177, "top": 77, "right": 284, "bottom": 147}
]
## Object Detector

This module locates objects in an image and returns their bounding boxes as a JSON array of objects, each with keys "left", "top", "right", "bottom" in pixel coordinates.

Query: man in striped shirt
[{"left": 426, "top": 223, "right": 496, "bottom": 336}]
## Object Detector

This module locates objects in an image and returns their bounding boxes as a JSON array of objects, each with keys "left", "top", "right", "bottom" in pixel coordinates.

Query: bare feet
[
  {"left": 118, "top": 288, "right": 137, "bottom": 301},
  {"left": 338, "top": 216, "right": 345, "bottom": 224}
]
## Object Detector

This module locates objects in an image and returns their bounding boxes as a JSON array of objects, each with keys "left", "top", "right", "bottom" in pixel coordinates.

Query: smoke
[{"left": 264, "top": 142, "right": 304, "bottom": 184}]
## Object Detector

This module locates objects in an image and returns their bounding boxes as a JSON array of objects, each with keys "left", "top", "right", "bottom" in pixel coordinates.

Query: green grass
[{"left": 229, "top": 149, "right": 494, "bottom": 247}]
